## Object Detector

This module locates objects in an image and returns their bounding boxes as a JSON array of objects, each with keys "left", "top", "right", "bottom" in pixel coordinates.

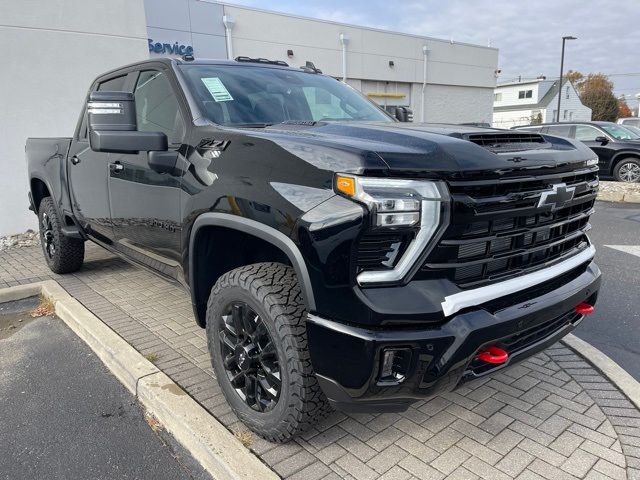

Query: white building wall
[
  {"left": 0, "top": 0, "right": 149, "bottom": 236},
  {"left": 543, "top": 84, "right": 592, "bottom": 123},
  {"left": 492, "top": 109, "right": 537, "bottom": 129},
  {"left": 221, "top": 3, "right": 498, "bottom": 123},
  {"left": 424, "top": 85, "right": 495, "bottom": 124},
  {"left": 494, "top": 82, "right": 542, "bottom": 108},
  {"left": 145, "top": 0, "right": 227, "bottom": 58}
]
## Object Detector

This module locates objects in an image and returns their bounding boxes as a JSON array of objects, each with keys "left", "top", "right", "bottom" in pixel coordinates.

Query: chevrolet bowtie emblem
[{"left": 537, "top": 183, "right": 575, "bottom": 211}]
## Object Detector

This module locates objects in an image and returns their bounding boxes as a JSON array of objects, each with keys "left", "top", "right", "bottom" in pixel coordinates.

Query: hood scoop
[{"left": 464, "top": 132, "right": 550, "bottom": 153}]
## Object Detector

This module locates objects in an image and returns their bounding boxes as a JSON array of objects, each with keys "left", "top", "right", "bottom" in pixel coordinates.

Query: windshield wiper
[{"left": 230, "top": 123, "right": 275, "bottom": 128}]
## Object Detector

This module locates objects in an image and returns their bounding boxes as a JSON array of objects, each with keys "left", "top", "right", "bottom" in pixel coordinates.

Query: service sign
[{"left": 148, "top": 39, "right": 193, "bottom": 56}]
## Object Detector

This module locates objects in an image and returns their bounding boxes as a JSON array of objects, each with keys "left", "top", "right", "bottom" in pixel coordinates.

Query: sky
[{"left": 226, "top": 0, "right": 640, "bottom": 109}]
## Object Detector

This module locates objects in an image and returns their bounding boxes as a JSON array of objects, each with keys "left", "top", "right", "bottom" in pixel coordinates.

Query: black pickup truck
[{"left": 26, "top": 57, "right": 601, "bottom": 442}]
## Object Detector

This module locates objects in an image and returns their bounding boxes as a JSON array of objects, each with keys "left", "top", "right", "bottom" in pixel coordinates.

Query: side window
[
  {"left": 520, "top": 126, "right": 542, "bottom": 133},
  {"left": 546, "top": 125, "right": 572, "bottom": 138},
  {"left": 97, "top": 75, "right": 127, "bottom": 92},
  {"left": 134, "top": 70, "right": 184, "bottom": 144},
  {"left": 575, "top": 126, "right": 602, "bottom": 142}
]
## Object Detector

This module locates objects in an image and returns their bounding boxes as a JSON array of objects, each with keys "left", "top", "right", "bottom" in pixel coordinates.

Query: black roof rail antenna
[
  {"left": 300, "top": 61, "right": 322, "bottom": 74},
  {"left": 182, "top": 54, "right": 195, "bottom": 62},
  {"left": 234, "top": 56, "right": 289, "bottom": 66}
]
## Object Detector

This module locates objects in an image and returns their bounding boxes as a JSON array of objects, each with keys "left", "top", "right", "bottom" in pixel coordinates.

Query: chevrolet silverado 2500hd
[{"left": 26, "top": 57, "right": 601, "bottom": 442}]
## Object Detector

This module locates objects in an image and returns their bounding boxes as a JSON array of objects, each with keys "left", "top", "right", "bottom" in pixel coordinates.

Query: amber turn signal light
[{"left": 335, "top": 175, "right": 356, "bottom": 197}]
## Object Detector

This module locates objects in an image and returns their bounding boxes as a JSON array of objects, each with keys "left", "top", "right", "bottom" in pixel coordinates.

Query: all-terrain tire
[
  {"left": 613, "top": 157, "right": 640, "bottom": 183},
  {"left": 38, "top": 196, "right": 85, "bottom": 274},
  {"left": 205, "top": 262, "right": 331, "bottom": 442}
]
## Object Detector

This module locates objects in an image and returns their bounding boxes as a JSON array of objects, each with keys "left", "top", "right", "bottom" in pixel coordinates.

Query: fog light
[{"left": 378, "top": 348, "right": 411, "bottom": 385}]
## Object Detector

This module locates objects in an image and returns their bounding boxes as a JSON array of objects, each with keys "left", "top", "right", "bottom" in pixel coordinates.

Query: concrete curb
[
  {"left": 597, "top": 189, "right": 640, "bottom": 203},
  {"left": 0, "top": 281, "right": 279, "bottom": 480},
  {"left": 562, "top": 333, "right": 640, "bottom": 410}
]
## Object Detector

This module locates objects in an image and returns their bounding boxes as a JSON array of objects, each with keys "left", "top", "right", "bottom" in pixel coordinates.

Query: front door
[
  {"left": 68, "top": 74, "right": 130, "bottom": 243},
  {"left": 108, "top": 68, "right": 186, "bottom": 282},
  {"left": 573, "top": 125, "right": 614, "bottom": 173}
]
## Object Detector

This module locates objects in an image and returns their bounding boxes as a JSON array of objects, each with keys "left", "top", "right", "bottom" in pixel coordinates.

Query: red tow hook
[
  {"left": 477, "top": 346, "right": 509, "bottom": 365},
  {"left": 575, "top": 303, "right": 595, "bottom": 315}
]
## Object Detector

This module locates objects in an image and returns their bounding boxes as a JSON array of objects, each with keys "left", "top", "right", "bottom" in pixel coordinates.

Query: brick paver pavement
[{"left": 3, "top": 243, "right": 640, "bottom": 479}]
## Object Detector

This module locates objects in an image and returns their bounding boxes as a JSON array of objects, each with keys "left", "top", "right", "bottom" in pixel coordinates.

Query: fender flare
[
  {"left": 29, "top": 174, "right": 57, "bottom": 214},
  {"left": 188, "top": 212, "right": 316, "bottom": 316},
  {"left": 610, "top": 151, "right": 640, "bottom": 174}
]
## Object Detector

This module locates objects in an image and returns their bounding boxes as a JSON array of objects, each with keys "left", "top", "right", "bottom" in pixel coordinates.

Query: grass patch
[
  {"left": 144, "top": 353, "right": 159, "bottom": 363},
  {"left": 30, "top": 295, "right": 55, "bottom": 318},
  {"left": 235, "top": 430, "right": 254, "bottom": 448}
]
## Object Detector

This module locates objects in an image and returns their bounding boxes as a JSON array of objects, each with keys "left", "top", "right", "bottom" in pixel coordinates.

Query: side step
[{"left": 61, "top": 225, "right": 84, "bottom": 239}]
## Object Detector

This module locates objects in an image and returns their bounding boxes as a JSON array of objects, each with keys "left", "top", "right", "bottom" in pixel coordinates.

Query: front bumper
[{"left": 307, "top": 261, "right": 601, "bottom": 412}]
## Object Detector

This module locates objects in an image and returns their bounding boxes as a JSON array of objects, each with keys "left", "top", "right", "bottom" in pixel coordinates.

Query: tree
[
  {"left": 565, "top": 70, "right": 584, "bottom": 89},
  {"left": 530, "top": 112, "right": 543, "bottom": 124},
  {"left": 619, "top": 98, "right": 633, "bottom": 118},
  {"left": 568, "top": 72, "right": 619, "bottom": 122}
]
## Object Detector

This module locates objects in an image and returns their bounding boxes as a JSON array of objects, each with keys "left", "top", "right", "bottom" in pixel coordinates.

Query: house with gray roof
[{"left": 492, "top": 77, "right": 591, "bottom": 128}]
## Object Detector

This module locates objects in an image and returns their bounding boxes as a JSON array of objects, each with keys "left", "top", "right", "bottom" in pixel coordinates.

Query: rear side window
[
  {"left": 134, "top": 70, "right": 184, "bottom": 143},
  {"left": 546, "top": 125, "right": 572, "bottom": 138}
]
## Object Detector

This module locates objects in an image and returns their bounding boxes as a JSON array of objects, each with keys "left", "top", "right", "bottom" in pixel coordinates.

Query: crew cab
[{"left": 26, "top": 57, "right": 601, "bottom": 442}]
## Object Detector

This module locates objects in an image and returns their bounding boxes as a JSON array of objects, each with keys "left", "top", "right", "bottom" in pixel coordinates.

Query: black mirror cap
[
  {"left": 89, "top": 130, "right": 168, "bottom": 153},
  {"left": 394, "top": 107, "right": 414, "bottom": 123},
  {"left": 88, "top": 91, "right": 136, "bottom": 132},
  {"left": 595, "top": 136, "right": 609, "bottom": 145}
]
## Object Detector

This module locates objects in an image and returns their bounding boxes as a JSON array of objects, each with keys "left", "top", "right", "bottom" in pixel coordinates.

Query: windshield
[
  {"left": 601, "top": 124, "right": 640, "bottom": 140},
  {"left": 623, "top": 125, "right": 640, "bottom": 136},
  {"left": 179, "top": 64, "right": 392, "bottom": 126}
]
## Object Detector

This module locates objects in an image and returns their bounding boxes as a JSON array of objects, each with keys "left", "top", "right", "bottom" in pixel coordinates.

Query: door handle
[
  {"left": 109, "top": 162, "right": 124, "bottom": 174},
  {"left": 71, "top": 156, "right": 80, "bottom": 165}
]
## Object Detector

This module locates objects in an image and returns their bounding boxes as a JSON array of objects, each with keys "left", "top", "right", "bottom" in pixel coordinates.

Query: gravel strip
[{"left": 0, "top": 230, "right": 40, "bottom": 252}]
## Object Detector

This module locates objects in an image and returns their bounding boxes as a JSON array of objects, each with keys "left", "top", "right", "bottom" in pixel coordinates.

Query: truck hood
[{"left": 249, "top": 122, "right": 596, "bottom": 178}]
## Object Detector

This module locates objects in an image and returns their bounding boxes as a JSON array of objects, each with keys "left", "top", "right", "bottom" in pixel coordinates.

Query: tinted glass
[
  {"left": 546, "top": 125, "right": 572, "bottom": 138},
  {"left": 601, "top": 124, "right": 640, "bottom": 140},
  {"left": 574, "top": 125, "right": 601, "bottom": 142},
  {"left": 179, "top": 64, "right": 392, "bottom": 126},
  {"left": 97, "top": 75, "right": 127, "bottom": 91},
  {"left": 621, "top": 118, "right": 640, "bottom": 127},
  {"left": 134, "top": 70, "right": 184, "bottom": 143}
]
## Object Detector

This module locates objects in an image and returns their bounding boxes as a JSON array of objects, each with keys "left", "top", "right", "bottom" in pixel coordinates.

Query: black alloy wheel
[
  {"left": 218, "top": 301, "right": 281, "bottom": 412},
  {"left": 40, "top": 211, "right": 56, "bottom": 259}
]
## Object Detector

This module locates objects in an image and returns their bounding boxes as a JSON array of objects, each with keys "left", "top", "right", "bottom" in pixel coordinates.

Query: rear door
[
  {"left": 67, "top": 74, "right": 130, "bottom": 243},
  {"left": 107, "top": 67, "right": 187, "bottom": 281}
]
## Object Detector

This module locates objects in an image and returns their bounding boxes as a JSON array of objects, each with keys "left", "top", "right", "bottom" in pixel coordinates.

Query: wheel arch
[
  {"left": 188, "top": 213, "right": 316, "bottom": 327},
  {"left": 610, "top": 151, "right": 640, "bottom": 176},
  {"left": 30, "top": 176, "right": 53, "bottom": 214}
]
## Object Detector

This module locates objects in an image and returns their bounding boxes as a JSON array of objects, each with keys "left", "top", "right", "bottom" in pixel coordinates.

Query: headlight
[{"left": 334, "top": 174, "right": 449, "bottom": 285}]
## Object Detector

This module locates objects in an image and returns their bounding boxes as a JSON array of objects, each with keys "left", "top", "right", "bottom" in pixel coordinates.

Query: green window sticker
[{"left": 201, "top": 77, "right": 234, "bottom": 102}]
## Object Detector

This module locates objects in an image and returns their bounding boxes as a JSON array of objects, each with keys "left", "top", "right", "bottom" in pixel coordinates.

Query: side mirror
[
  {"left": 594, "top": 136, "right": 609, "bottom": 145},
  {"left": 88, "top": 91, "right": 167, "bottom": 153},
  {"left": 394, "top": 107, "right": 414, "bottom": 123}
]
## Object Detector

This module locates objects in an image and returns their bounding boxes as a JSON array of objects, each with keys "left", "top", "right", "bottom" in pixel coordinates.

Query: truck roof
[{"left": 97, "top": 57, "right": 310, "bottom": 80}]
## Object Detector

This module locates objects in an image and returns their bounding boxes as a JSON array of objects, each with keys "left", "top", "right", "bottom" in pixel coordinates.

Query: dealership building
[{"left": 1, "top": 0, "right": 499, "bottom": 236}]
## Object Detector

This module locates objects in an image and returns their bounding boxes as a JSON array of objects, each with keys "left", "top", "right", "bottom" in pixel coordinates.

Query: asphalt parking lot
[
  {"left": 0, "top": 297, "right": 210, "bottom": 480},
  {"left": 575, "top": 201, "right": 640, "bottom": 380}
]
